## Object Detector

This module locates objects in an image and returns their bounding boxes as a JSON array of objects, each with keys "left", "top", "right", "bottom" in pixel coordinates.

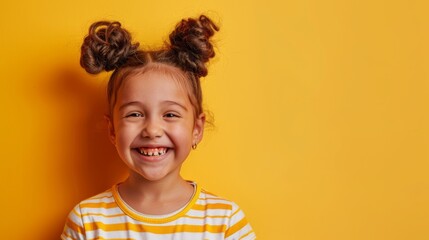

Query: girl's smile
[
  {"left": 134, "top": 146, "right": 169, "bottom": 161},
  {"left": 137, "top": 147, "right": 168, "bottom": 157}
]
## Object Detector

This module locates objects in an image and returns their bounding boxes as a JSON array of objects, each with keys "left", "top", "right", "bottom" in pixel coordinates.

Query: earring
[{"left": 192, "top": 143, "right": 197, "bottom": 150}]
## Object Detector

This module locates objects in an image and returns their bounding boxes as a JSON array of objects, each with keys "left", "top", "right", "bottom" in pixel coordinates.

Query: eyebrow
[
  {"left": 163, "top": 100, "right": 189, "bottom": 111},
  {"left": 118, "top": 101, "right": 141, "bottom": 112},
  {"left": 118, "top": 100, "right": 188, "bottom": 112}
]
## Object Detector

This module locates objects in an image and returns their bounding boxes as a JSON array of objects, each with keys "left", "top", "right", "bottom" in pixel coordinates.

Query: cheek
[
  {"left": 170, "top": 124, "right": 194, "bottom": 145},
  {"left": 115, "top": 123, "right": 138, "bottom": 147}
]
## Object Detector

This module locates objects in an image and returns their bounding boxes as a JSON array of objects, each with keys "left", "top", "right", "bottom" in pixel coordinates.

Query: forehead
[{"left": 116, "top": 68, "right": 190, "bottom": 104}]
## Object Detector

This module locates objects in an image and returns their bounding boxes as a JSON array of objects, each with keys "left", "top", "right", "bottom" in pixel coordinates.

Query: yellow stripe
[
  {"left": 88, "top": 237, "right": 133, "bottom": 240},
  {"left": 198, "top": 196, "right": 223, "bottom": 200},
  {"left": 230, "top": 208, "right": 240, "bottom": 218},
  {"left": 225, "top": 217, "right": 248, "bottom": 238},
  {"left": 65, "top": 217, "right": 85, "bottom": 234},
  {"left": 81, "top": 212, "right": 126, "bottom": 218},
  {"left": 88, "top": 193, "right": 112, "bottom": 200},
  {"left": 82, "top": 212, "right": 227, "bottom": 220},
  {"left": 62, "top": 231, "right": 74, "bottom": 239},
  {"left": 72, "top": 208, "right": 82, "bottom": 217},
  {"left": 193, "top": 203, "right": 232, "bottom": 211},
  {"left": 238, "top": 229, "right": 255, "bottom": 239},
  {"left": 184, "top": 215, "right": 229, "bottom": 220},
  {"left": 84, "top": 222, "right": 226, "bottom": 234},
  {"left": 80, "top": 202, "right": 118, "bottom": 209}
]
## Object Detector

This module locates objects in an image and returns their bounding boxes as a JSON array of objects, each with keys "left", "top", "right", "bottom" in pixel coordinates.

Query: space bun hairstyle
[
  {"left": 80, "top": 15, "right": 219, "bottom": 118},
  {"left": 80, "top": 21, "right": 140, "bottom": 74},
  {"left": 169, "top": 15, "right": 218, "bottom": 78}
]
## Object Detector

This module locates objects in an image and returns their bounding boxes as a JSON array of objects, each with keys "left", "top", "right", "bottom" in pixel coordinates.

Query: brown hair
[{"left": 80, "top": 15, "right": 219, "bottom": 118}]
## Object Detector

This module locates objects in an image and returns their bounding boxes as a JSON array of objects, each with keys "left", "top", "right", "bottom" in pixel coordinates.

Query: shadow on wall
[{"left": 37, "top": 62, "right": 127, "bottom": 239}]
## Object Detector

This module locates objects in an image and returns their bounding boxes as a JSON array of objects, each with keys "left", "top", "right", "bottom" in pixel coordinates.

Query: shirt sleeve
[
  {"left": 61, "top": 204, "right": 86, "bottom": 240},
  {"left": 224, "top": 203, "right": 256, "bottom": 240}
]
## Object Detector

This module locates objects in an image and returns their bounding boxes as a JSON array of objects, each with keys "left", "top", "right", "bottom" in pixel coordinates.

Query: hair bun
[
  {"left": 80, "top": 21, "right": 139, "bottom": 74},
  {"left": 169, "top": 15, "right": 219, "bottom": 77}
]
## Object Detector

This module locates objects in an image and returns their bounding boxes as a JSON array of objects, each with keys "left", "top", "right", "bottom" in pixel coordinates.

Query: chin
[{"left": 135, "top": 170, "right": 171, "bottom": 182}]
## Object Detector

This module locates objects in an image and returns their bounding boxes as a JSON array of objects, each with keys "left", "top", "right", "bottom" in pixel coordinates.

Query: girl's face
[{"left": 108, "top": 68, "right": 205, "bottom": 182}]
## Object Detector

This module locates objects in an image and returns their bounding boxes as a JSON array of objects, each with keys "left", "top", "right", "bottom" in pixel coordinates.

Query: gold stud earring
[{"left": 192, "top": 143, "right": 197, "bottom": 150}]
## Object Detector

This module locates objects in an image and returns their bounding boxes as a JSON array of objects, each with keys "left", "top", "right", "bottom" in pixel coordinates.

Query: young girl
[{"left": 61, "top": 15, "right": 255, "bottom": 240}]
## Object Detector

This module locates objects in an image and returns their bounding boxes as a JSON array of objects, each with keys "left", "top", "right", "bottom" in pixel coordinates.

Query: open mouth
[{"left": 137, "top": 147, "right": 168, "bottom": 157}]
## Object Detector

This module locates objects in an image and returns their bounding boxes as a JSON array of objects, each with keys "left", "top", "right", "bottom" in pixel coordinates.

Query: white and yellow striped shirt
[{"left": 61, "top": 183, "right": 255, "bottom": 239}]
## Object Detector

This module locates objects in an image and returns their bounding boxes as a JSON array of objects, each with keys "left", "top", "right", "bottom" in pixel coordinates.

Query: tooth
[{"left": 137, "top": 148, "right": 169, "bottom": 156}]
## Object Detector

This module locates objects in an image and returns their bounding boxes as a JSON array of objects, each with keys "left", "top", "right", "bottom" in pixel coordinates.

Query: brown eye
[
  {"left": 164, "top": 113, "right": 179, "bottom": 118},
  {"left": 126, "top": 112, "right": 143, "bottom": 118}
]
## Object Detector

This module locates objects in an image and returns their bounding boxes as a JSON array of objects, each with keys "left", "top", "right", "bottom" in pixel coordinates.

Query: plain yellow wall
[{"left": 1, "top": 0, "right": 428, "bottom": 239}]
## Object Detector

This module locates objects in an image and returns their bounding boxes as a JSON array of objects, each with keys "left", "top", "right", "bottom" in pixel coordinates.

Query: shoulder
[
  {"left": 78, "top": 188, "right": 115, "bottom": 206},
  {"left": 67, "top": 186, "right": 120, "bottom": 222},
  {"left": 61, "top": 188, "right": 117, "bottom": 240},
  {"left": 194, "top": 186, "right": 256, "bottom": 239},
  {"left": 67, "top": 187, "right": 116, "bottom": 215},
  {"left": 197, "top": 188, "right": 241, "bottom": 213},
  {"left": 73, "top": 187, "right": 122, "bottom": 217}
]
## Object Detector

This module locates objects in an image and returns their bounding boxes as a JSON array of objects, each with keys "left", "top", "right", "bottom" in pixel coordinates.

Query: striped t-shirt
[{"left": 61, "top": 183, "right": 256, "bottom": 239}]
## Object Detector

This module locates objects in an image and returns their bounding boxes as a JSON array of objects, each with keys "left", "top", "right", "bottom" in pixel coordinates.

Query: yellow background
[{"left": 0, "top": 0, "right": 428, "bottom": 239}]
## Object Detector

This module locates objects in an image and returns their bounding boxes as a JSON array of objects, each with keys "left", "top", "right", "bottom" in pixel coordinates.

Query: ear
[
  {"left": 193, "top": 113, "right": 206, "bottom": 145},
  {"left": 104, "top": 114, "right": 116, "bottom": 145}
]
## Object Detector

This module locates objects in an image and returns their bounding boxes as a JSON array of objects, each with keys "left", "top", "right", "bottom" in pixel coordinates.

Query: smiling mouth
[{"left": 137, "top": 147, "right": 168, "bottom": 156}]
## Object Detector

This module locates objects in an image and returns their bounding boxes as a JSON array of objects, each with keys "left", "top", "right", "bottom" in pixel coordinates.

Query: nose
[{"left": 141, "top": 117, "right": 163, "bottom": 139}]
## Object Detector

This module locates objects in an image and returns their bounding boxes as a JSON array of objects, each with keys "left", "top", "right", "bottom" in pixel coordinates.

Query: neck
[
  {"left": 122, "top": 171, "right": 190, "bottom": 200},
  {"left": 118, "top": 173, "right": 195, "bottom": 215}
]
